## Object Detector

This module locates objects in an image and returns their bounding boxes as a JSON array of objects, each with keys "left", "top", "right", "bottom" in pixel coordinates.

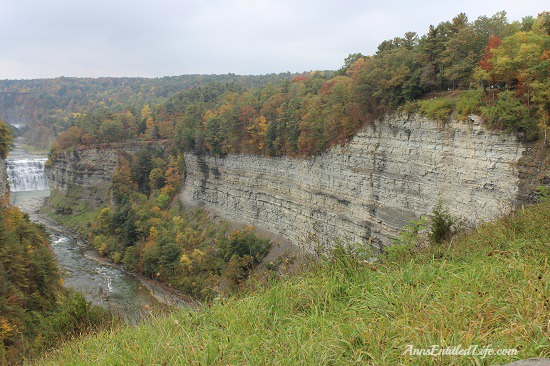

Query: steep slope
[
  {"left": 0, "top": 158, "right": 7, "bottom": 196},
  {"left": 35, "top": 201, "right": 550, "bottom": 365},
  {"left": 181, "top": 114, "right": 527, "bottom": 248}
]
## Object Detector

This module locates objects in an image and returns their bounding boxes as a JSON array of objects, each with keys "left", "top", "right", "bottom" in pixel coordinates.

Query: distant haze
[{"left": 0, "top": 0, "right": 547, "bottom": 79}]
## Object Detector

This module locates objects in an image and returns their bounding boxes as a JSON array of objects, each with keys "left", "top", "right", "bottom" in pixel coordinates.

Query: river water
[{"left": 7, "top": 139, "right": 168, "bottom": 322}]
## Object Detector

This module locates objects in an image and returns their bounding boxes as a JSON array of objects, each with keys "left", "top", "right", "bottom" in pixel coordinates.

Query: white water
[
  {"left": 6, "top": 158, "right": 49, "bottom": 191},
  {"left": 7, "top": 141, "right": 168, "bottom": 322}
]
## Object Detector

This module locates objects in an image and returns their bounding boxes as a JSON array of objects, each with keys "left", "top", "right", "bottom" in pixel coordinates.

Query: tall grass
[{"left": 35, "top": 202, "right": 550, "bottom": 365}]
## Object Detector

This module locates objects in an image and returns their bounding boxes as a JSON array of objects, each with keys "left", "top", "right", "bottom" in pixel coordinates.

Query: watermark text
[{"left": 402, "top": 344, "right": 518, "bottom": 359}]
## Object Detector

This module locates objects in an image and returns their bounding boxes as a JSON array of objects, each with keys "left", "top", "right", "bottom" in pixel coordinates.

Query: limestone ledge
[
  {"left": 180, "top": 115, "right": 526, "bottom": 249},
  {"left": 0, "top": 158, "right": 7, "bottom": 196}
]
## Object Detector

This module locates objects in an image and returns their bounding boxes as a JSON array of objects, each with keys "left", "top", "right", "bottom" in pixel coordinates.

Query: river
[{"left": 7, "top": 139, "right": 179, "bottom": 322}]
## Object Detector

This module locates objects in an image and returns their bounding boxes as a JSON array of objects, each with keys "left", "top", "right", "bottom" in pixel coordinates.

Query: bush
[
  {"left": 429, "top": 204, "right": 456, "bottom": 244},
  {"left": 385, "top": 218, "right": 426, "bottom": 262},
  {"left": 455, "top": 89, "right": 484, "bottom": 118},
  {"left": 419, "top": 98, "right": 456, "bottom": 122},
  {"left": 482, "top": 91, "right": 538, "bottom": 139},
  {"left": 221, "top": 228, "right": 271, "bottom": 264}
]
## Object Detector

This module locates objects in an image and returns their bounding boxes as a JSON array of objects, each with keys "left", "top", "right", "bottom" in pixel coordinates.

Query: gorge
[
  {"left": 45, "top": 114, "right": 530, "bottom": 250},
  {"left": 1, "top": 142, "right": 169, "bottom": 321}
]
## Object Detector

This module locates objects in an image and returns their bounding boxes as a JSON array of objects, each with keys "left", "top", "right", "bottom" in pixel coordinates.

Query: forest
[
  {"left": 41, "top": 9, "right": 549, "bottom": 303},
  {"left": 0, "top": 73, "right": 303, "bottom": 148},
  {"left": 6, "top": 11, "right": 543, "bottom": 158}
]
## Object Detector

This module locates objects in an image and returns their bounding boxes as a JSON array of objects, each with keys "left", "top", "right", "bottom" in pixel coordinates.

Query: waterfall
[{"left": 6, "top": 158, "right": 49, "bottom": 191}]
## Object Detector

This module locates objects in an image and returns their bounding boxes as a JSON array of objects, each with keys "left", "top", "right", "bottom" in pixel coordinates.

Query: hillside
[
  {"left": 0, "top": 73, "right": 301, "bottom": 148},
  {"left": 35, "top": 201, "right": 550, "bottom": 365}
]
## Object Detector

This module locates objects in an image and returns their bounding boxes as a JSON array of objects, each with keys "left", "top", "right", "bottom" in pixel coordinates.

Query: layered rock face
[
  {"left": 46, "top": 149, "right": 120, "bottom": 191},
  {"left": 181, "top": 115, "right": 526, "bottom": 249},
  {"left": 46, "top": 143, "right": 165, "bottom": 207},
  {"left": 0, "top": 158, "right": 8, "bottom": 196},
  {"left": 46, "top": 148, "right": 120, "bottom": 206}
]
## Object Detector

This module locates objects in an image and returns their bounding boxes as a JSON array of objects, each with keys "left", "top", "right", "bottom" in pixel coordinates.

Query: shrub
[
  {"left": 221, "top": 228, "right": 271, "bottom": 264},
  {"left": 481, "top": 91, "right": 538, "bottom": 139},
  {"left": 455, "top": 89, "right": 484, "bottom": 118},
  {"left": 419, "top": 98, "right": 456, "bottom": 122},
  {"left": 385, "top": 218, "right": 426, "bottom": 262},
  {"left": 429, "top": 204, "right": 456, "bottom": 244}
]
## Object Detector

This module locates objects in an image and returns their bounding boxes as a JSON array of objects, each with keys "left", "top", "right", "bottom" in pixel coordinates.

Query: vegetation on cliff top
[
  {"left": 35, "top": 200, "right": 550, "bottom": 365},
  {"left": 35, "top": 10, "right": 549, "bottom": 158}
]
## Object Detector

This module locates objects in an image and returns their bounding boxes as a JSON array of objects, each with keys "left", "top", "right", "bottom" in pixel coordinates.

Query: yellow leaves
[
  {"left": 98, "top": 242, "right": 108, "bottom": 256},
  {"left": 172, "top": 215, "right": 184, "bottom": 227},
  {"left": 247, "top": 115, "right": 267, "bottom": 153},
  {"left": 149, "top": 226, "right": 159, "bottom": 240},
  {"left": 191, "top": 249, "right": 206, "bottom": 264},
  {"left": 95, "top": 207, "right": 113, "bottom": 230},
  {"left": 160, "top": 184, "right": 175, "bottom": 198},
  {"left": 179, "top": 253, "right": 192, "bottom": 271},
  {"left": 141, "top": 117, "right": 156, "bottom": 140},
  {"left": 140, "top": 104, "right": 152, "bottom": 120},
  {"left": 3, "top": 205, "right": 24, "bottom": 230},
  {"left": 0, "top": 317, "right": 14, "bottom": 341},
  {"left": 203, "top": 109, "right": 217, "bottom": 122}
]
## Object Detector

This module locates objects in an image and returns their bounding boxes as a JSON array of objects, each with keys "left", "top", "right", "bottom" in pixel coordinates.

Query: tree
[
  {"left": 337, "top": 53, "right": 365, "bottom": 75},
  {"left": 418, "top": 24, "right": 446, "bottom": 92},
  {"left": 532, "top": 11, "right": 550, "bottom": 35},
  {"left": 489, "top": 31, "right": 549, "bottom": 100},
  {"left": 0, "top": 121, "right": 13, "bottom": 159},
  {"left": 54, "top": 126, "right": 84, "bottom": 150}
]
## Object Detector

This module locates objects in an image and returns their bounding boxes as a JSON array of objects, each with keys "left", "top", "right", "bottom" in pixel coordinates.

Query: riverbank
[{"left": 17, "top": 195, "right": 196, "bottom": 310}]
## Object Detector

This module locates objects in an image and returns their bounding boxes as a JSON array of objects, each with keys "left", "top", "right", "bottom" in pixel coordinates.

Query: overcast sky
[{"left": 0, "top": 0, "right": 547, "bottom": 79}]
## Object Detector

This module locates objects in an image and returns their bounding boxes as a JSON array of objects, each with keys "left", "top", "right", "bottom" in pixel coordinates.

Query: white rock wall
[
  {"left": 0, "top": 158, "right": 8, "bottom": 196},
  {"left": 181, "top": 115, "right": 526, "bottom": 249}
]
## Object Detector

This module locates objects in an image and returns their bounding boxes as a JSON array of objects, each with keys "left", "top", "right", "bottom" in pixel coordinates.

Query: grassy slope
[{"left": 36, "top": 202, "right": 550, "bottom": 366}]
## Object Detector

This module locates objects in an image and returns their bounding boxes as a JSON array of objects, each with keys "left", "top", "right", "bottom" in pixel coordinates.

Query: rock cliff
[
  {"left": 46, "top": 143, "right": 166, "bottom": 208},
  {"left": 181, "top": 114, "right": 526, "bottom": 249},
  {"left": 46, "top": 148, "right": 120, "bottom": 191},
  {"left": 46, "top": 148, "right": 121, "bottom": 207},
  {"left": 0, "top": 158, "right": 8, "bottom": 196}
]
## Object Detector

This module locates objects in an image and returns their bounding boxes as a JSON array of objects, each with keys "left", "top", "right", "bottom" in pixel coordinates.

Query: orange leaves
[
  {"left": 292, "top": 75, "right": 310, "bottom": 83},
  {"left": 479, "top": 35, "right": 502, "bottom": 73},
  {"left": 3, "top": 205, "right": 25, "bottom": 230},
  {"left": 246, "top": 115, "right": 267, "bottom": 154},
  {"left": 55, "top": 126, "right": 84, "bottom": 151}
]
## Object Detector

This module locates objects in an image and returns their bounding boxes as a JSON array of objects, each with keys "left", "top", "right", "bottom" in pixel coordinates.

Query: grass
[
  {"left": 34, "top": 202, "right": 550, "bottom": 365},
  {"left": 402, "top": 89, "right": 486, "bottom": 123},
  {"left": 42, "top": 187, "right": 103, "bottom": 236},
  {"left": 16, "top": 142, "right": 50, "bottom": 155}
]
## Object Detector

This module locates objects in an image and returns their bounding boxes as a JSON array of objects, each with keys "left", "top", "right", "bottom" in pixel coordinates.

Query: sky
[{"left": 0, "top": 0, "right": 547, "bottom": 79}]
